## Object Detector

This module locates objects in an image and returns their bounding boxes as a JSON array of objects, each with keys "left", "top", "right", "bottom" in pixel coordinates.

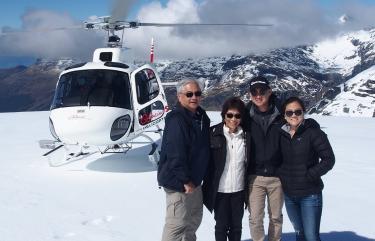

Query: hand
[{"left": 184, "top": 182, "right": 196, "bottom": 194}]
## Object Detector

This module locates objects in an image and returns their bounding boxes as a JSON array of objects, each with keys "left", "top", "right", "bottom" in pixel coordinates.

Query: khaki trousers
[
  {"left": 248, "top": 175, "right": 284, "bottom": 241},
  {"left": 161, "top": 186, "right": 203, "bottom": 241}
]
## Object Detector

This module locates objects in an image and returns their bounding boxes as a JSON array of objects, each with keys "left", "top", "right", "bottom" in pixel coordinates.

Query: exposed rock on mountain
[{"left": 0, "top": 28, "right": 374, "bottom": 117}]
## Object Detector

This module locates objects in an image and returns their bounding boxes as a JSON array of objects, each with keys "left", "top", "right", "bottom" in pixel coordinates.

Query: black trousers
[{"left": 214, "top": 191, "right": 245, "bottom": 241}]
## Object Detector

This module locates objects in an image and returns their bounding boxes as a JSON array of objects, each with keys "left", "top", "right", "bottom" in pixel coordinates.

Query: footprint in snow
[
  {"left": 81, "top": 215, "right": 114, "bottom": 226},
  {"left": 53, "top": 232, "right": 76, "bottom": 239}
]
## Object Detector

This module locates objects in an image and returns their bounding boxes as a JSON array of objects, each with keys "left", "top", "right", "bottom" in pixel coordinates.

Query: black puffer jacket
[
  {"left": 244, "top": 94, "right": 283, "bottom": 177},
  {"left": 157, "top": 103, "right": 210, "bottom": 192},
  {"left": 202, "top": 122, "right": 251, "bottom": 212},
  {"left": 279, "top": 118, "right": 335, "bottom": 197}
]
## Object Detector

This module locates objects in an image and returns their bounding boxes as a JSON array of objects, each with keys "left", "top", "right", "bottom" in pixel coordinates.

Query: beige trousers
[
  {"left": 161, "top": 186, "right": 203, "bottom": 241},
  {"left": 248, "top": 175, "right": 284, "bottom": 241}
]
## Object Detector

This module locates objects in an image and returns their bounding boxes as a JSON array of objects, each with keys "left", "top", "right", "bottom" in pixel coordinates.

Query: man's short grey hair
[{"left": 176, "top": 78, "right": 204, "bottom": 93}]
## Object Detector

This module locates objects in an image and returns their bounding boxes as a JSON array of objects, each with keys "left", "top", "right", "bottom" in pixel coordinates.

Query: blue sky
[
  {"left": 1, "top": 0, "right": 375, "bottom": 66},
  {"left": 319, "top": 0, "right": 375, "bottom": 8}
]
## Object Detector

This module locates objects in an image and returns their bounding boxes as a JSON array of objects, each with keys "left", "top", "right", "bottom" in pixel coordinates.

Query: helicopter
[{"left": 37, "top": 16, "right": 272, "bottom": 167}]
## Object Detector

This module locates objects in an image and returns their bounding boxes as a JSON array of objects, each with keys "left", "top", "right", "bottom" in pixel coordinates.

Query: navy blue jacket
[
  {"left": 279, "top": 118, "right": 335, "bottom": 197},
  {"left": 157, "top": 103, "right": 210, "bottom": 192}
]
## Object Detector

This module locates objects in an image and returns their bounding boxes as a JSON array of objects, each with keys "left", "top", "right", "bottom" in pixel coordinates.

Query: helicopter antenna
[{"left": 150, "top": 37, "right": 155, "bottom": 63}]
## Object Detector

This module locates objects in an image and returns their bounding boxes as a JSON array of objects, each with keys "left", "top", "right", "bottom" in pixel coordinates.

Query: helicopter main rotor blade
[
  {"left": 0, "top": 25, "right": 83, "bottom": 36},
  {"left": 137, "top": 22, "right": 273, "bottom": 27}
]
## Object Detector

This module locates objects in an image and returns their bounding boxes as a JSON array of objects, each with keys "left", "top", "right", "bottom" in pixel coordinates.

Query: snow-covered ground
[{"left": 0, "top": 111, "right": 374, "bottom": 241}]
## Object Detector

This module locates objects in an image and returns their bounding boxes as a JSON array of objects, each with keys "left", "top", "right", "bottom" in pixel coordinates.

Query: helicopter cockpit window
[
  {"left": 135, "top": 69, "right": 160, "bottom": 105},
  {"left": 51, "top": 70, "right": 131, "bottom": 110},
  {"left": 100, "top": 52, "right": 113, "bottom": 62}
]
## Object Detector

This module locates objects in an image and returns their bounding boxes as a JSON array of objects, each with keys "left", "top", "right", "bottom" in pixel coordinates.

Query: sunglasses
[
  {"left": 226, "top": 113, "right": 241, "bottom": 119},
  {"left": 285, "top": 109, "right": 303, "bottom": 117},
  {"left": 183, "top": 91, "right": 202, "bottom": 98},
  {"left": 250, "top": 88, "right": 268, "bottom": 96}
]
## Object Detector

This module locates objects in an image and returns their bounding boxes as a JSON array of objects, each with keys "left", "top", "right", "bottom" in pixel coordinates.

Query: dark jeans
[
  {"left": 284, "top": 193, "right": 323, "bottom": 241},
  {"left": 214, "top": 191, "right": 244, "bottom": 241}
]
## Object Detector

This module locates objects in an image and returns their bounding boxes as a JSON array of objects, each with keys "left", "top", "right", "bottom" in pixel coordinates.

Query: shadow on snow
[
  {"left": 242, "top": 231, "right": 375, "bottom": 241},
  {"left": 86, "top": 141, "right": 161, "bottom": 173}
]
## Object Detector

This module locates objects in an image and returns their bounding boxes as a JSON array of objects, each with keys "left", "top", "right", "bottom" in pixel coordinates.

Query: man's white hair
[{"left": 176, "top": 78, "right": 204, "bottom": 94}]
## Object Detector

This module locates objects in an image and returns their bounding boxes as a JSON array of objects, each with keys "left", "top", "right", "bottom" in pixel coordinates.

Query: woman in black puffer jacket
[{"left": 278, "top": 97, "right": 335, "bottom": 241}]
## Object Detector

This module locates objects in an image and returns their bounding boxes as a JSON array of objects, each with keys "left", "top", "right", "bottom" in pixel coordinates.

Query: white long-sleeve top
[{"left": 217, "top": 125, "right": 247, "bottom": 193}]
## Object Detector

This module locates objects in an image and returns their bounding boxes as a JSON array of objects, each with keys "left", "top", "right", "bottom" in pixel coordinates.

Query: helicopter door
[{"left": 130, "top": 65, "right": 168, "bottom": 134}]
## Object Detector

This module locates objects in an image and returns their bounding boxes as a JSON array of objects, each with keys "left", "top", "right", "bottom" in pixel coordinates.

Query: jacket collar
[
  {"left": 174, "top": 102, "right": 205, "bottom": 118},
  {"left": 223, "top": 124, "right": 243, "bottom": 137},
  {"left": 281, "top": 118, "right": 320, "bottom": 136},
  {"left": 212, "top": 122, "right": 246, "bottom": 137},
  {"left": 211, "top": 122, "right": 224, "bottom": 137}
]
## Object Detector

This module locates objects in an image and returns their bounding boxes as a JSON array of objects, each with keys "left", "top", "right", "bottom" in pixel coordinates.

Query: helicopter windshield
[{"left": 51, "top": 69, "right": 131, "bottom": 110}]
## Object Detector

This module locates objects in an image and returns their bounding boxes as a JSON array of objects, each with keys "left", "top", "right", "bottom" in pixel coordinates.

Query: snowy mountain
[
  {"left": 159, "top": 47, "right": 335, "bottom": 110},
  {"left": 309, "top": 28, "right": 375, "bottom": 117},
  {"left": 0, "top": 28, "right": 375, "bottom": 116},
  {"left": 0, "top": 58, "right": 79, "bottom": 112},
  {"left": 310, "top": 28, "right": 375, "bottom": 78},
  {"left": 310, "top": 66, "right": 375, "bottom": 117},
  {"left": 158, "top": 27, "right": 375, "bottom": 114},
  {"left": 338, "top": 14, "right": 352, "bottom": 25}
]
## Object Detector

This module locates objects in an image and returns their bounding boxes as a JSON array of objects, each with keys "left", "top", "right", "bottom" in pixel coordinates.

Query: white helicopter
[{"left": 38, "top": 16, "right": 271, "bottom": 167}]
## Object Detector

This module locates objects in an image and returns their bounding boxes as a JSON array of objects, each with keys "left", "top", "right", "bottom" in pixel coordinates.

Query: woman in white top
[{"left": 203, "top": 97, "right": 251, "bottom": 241}]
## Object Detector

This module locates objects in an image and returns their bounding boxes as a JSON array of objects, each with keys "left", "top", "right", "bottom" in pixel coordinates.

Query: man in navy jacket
[{"left": 158, "top": 79, "right": 210, "bottom": 241}]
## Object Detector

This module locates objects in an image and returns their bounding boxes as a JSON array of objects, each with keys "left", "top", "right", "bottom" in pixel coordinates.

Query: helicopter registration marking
[
  {"left": 67, "top": 109, "right": 88, "bottom": 119},
  {"left": 139, "top": 110, "right": 165, "bottom": 125},
  {"left": 69, "top": 114, "right": 89, "bottom": 120},
  {"left": 141, "top": 117, "right": 165, "bottom": 131}
]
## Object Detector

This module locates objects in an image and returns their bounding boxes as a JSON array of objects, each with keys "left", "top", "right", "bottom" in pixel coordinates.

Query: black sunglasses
[
  {"left": 184, "top": 91, "right": 202, "bottom": 98},
  {"left": 226, "top": 113, "right": 241, "bottom": 119},
  {"left": 250, "top": 88, "right": 268, "bottom": 96},
  {"left": 285, "top": 109, "right": 303, "bottom": 117}
]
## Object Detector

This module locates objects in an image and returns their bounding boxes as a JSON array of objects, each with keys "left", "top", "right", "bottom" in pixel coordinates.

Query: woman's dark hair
[
  {"left": 282, "top": 96, "right": 306, "bottom": 114},
  {"left": 221, "top": 97, "right": 246, "bottom": 125}
]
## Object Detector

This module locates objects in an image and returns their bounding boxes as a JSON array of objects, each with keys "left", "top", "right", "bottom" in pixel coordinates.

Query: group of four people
[{"left": 157, "top": 76, "right": 335, "bottom": 241}]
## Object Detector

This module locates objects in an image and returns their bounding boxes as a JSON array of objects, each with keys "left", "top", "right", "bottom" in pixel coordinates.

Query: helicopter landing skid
[
  {"left": 48, "top": 151, "right": 92, "bottom": 167},
  {"left": 48, "top": 145, "right": 97, "bottom": 167},
  {"left": 148, "top": 142, "right": 160, "bottom": 167},
  {"left": 38, "top": 129, "right": 162, "bottom": 167},
  {"left": 132, "top": 133, "right": 160, "bottom": 166},
  {"left": 99, "top": 143, "right": 132, "bottom": 154},
  {"left": 38, "top": 140, "right": 97, "bottom": 167},
  {"left": 99, "top": 133, "right": 161, "bottom": 166}
]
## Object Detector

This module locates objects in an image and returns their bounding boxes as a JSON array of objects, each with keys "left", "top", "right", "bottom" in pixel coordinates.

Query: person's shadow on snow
[
  {"left": 86, "top": 140, "right": 161, "bottom": 173},
  {"left": 243, "top": 231, "right": 375, "bottom": 241}
]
